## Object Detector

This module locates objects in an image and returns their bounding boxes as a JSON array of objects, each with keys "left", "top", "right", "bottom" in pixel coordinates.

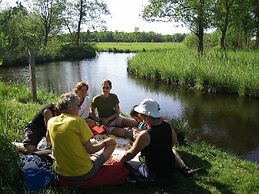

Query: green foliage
[
  {"left": 95, "top": 42, "right": 183, "bottom": 52},
  {"left": 142, "top": 0, "right": 214, "bottom": 55},
  {"left": 84, "top": 31, "right": 186, "bottom": 43},
  {"left": 184, "top": 32, "right": 220, "bottom": 50},
  {"left": 0, "top": 82, "right": 31, "bottom": 102},
  {"left": 60, "top": 43, "right": 96, "bottom": 60},
  {"left": 32, "top": 0, "right": 66, "bottom": 46},
  {"left": 64, "top": 0, "right": 110, "bottom": 45},
  {"left": 0, "top": 82, "right": 59, "bottom": 190},
  {"left": 0, "top": 133, "right": 22, "bottom": 190},
  {"left": 128, "top": 45, "right": 259, "bottom": 97},
  {"left": 183, "top": 34, "right": 198, "bottom": 48},
  {"left": 170, "top": 118, "right": 192, "bottom": 145}
]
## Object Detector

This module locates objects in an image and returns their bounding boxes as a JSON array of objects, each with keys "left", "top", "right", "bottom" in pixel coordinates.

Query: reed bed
[{"left": 128, "top": 48, "right": 259, "bottom": 97}]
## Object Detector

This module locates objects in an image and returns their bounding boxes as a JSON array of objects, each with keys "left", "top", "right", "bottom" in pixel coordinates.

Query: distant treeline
[{"left": 61, "top": 31, "right": 186, "bottom": 43}]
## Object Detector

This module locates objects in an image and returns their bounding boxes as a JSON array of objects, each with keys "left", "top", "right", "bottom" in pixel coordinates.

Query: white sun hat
[{"left": 134, "top": 99, "right": 160, "bottom": 118}]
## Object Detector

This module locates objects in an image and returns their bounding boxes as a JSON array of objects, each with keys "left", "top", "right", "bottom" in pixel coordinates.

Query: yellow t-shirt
[{"left": 47, "top": 113, "right": 93, "bottom": 177}]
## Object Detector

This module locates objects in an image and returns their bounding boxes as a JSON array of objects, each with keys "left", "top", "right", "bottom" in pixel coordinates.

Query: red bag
[
  {"left": 90, "top": 126, "right": 105, "bottom": 135},
  {"left": 56, "top": 158, "right": 129, "bottom": 188}
]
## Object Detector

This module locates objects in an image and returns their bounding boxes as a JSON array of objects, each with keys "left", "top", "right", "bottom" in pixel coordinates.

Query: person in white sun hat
[{"left": 120, "top": 98, "right": 204, "bottom": 180}]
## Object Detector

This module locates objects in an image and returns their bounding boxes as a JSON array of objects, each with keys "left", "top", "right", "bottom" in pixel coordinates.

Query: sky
[
  {"left": 103, "top": 0, "right": 189, "bottom": 35},
  {"left": 2, "top": 0, "right": 189, "bottom": 35}
]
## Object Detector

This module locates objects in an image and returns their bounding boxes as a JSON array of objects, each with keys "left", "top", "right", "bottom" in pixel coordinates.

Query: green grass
[
  {"left": 95, "top": 42, "right": 183, "bottom": 52},
  {"left": 0, "top": 81, "right": 258, "bottom": 193},
  {"left": 0, "top": 82, "right": 58, "bottom": 191},
  {"left": 127, "top": 46, "right": 259, "bottom": 97},
  {"left": 33, "top": 143, "right": 259, "bottom": 194}
]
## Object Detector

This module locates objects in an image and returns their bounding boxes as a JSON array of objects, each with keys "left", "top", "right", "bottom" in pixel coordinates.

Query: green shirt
[{"left": 92, "top": 93, "right": 119, "bottom": 118}]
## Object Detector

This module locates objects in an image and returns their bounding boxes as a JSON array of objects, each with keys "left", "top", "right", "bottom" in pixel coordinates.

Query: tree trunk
[
  {"left": 44, "top": 21, "right": 49, "bottom": 47},
  {"left": 197, "top": 24, "right": 204, "bottom": 56},
  {"left": 220, "top": 28, "right": 227, "bottom": 50},
  {"left": 76, "top": 0, "right": 84, "bottom": 46},
  {"left": 44, "top": 33, "right": 48, "bottom": 47}
]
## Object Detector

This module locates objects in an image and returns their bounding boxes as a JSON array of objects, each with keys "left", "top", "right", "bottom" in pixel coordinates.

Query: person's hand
[{"left": 132, "top": 128, "right": 140, "bottom": 140}]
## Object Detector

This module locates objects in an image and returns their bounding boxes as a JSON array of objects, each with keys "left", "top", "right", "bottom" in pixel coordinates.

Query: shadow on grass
[
  {"left": 178, "top": 150, "right": 212, "bottom": 170},
  {"left": 177, "top": 150, "right": 236, "bottom": 194}
]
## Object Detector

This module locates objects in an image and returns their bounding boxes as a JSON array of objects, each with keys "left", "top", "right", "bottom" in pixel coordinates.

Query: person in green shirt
[{"left": 91, "top": 80, "right": 137, "bottom": 138}]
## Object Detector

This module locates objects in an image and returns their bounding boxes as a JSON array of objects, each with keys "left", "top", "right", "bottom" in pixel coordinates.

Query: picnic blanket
[{"left": 56, "top": 134, "right": 134, "bottom": 188}]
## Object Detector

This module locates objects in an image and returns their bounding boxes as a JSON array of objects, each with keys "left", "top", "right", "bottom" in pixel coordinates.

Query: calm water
[{"left": 0, "top": 52, "right": 258, "bottom": 163}]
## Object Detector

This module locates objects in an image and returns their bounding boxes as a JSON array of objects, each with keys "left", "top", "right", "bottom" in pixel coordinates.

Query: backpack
[{"left": 20, "top": 151, "right": 55, "bottom": 191}]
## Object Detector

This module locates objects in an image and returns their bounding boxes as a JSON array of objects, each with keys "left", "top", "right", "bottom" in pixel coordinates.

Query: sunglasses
[{"left": 102, "top": 87, "right": 110, "bottom": 89}]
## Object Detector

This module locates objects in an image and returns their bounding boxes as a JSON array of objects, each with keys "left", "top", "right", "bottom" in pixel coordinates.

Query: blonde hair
[{"left": 72, "top": 81, "right": 89, "bottom": 93}]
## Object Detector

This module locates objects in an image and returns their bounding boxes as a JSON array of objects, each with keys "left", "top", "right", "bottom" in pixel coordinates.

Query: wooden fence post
[{"left": 28, "top": 50, "right": 37, "bottom": 101}]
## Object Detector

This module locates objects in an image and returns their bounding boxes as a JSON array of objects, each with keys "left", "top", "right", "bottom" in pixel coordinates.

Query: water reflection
[{"left": 0, "top": 52, "right": 258, "bottom": 163}]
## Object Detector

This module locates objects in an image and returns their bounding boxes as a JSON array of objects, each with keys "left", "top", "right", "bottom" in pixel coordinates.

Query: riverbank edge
[
  {"left": 0, "top": 82, "right": 258, "bottom": 193},
  {"left": 128, "top": 54, "right": 259, "bottom": 98},
  {"left": 95, "top": 42, "right": 258, "bottom": 98},
  {"left": 1, "top": 43, "right": 97, "bottom": 66}
]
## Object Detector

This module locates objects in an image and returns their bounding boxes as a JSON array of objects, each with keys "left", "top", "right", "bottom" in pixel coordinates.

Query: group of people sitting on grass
[{"left": 13, "top": 79, "right": 201, "bottom": 184}]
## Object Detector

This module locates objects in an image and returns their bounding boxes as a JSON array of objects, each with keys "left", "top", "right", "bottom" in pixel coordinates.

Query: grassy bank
[
  {"left": 95, "top": 42, "right": 182, "bottom": 52},
  {"left": 127, "top": 45, "right": 259, "bottom": 97},
  {"left": 0, "top": 82, "right": 258, "bottom": 193},
  {"left": 0, "top": 82, "right": 58, "bottom": 191}
]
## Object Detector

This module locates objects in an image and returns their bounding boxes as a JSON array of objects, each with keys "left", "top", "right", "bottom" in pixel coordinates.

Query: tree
[
  {"left": 32, "top": 0, "right": 66, "bottom": 46},
  {"left": 133, "top": 27, "right": 140, "bottom": 42},
  {"left": 0, "top": 1, "right": 22, "bottom": 26},
  {"left": 64, "top": 0, "right": 110, "bottom": 46},
  {"left": 226, "top": 0, "right": 255, "bottom": 49},
  {"left": 142, "top": 0, "right": 214, "bottom": 56},
  {"left": 213, "top": 0, "right": 236, "bottom": 50},
  {"left": 0, "top": 3, "right": 31, "bottom": 60}
]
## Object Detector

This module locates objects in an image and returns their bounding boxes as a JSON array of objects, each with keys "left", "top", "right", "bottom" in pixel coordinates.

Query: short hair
[
  {"left": 72, "top": 81, "right": 89, "bottom": 93},
  {"left": 130, "top": 105, "right": 138, "bottom": 117},
  {"left": 102, "top": 79, "right": 112, "bottom": 88},
  {"left": 56, "top": 92, "right": 79, "bottom": 113}
]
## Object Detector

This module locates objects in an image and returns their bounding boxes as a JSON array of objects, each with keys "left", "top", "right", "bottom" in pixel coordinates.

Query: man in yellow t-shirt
[{"left": 47, "top": 92, "right": 116, "bottom": 181}]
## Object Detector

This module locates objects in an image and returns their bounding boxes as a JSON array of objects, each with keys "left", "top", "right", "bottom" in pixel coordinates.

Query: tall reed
[{"left": 128, "top": 48, "right": 259, "bottom": 97}]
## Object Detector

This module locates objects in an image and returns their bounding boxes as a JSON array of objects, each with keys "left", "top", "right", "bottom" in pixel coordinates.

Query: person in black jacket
[{"left": 13, "top": 103, "right": 59, "bottom": 154}]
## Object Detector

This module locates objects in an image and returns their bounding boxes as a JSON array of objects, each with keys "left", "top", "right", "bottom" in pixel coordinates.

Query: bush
[
  {"left": 183, "top": 34, "right": 197, "bottom": 48},
  {"left": 2, "top": 53, "right": 28, "bottom": 66},
  {"left": 59, "top": 43, "right": 96, "bottom": 60},
  {"left": 183, "top": 32, "right": 220, "bottom": 50}
]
